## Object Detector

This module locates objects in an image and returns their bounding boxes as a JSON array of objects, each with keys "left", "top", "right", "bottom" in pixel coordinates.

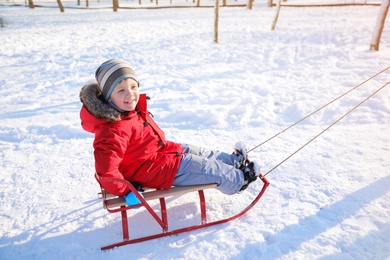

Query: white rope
[
  {"left": 263, "top": 79, "right": 390, "bottom": 177},
  {"left": 249, "top": 66, "right": 390, "bottom": 154}
]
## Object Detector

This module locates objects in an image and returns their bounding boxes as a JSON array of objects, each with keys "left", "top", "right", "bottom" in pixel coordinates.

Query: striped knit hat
[{"left": 95, "top": 59, "right": 138, "bottom": 101}]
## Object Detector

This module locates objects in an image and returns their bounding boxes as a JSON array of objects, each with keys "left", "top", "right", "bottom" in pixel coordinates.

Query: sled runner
[{"left": 96, "top": 173, "right": 270, "bottom": 250}]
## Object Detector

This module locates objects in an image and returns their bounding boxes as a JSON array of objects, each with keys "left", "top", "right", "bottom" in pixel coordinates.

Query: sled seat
[{"left": 101, "top": 183, "right": 218, "bottom": 210}]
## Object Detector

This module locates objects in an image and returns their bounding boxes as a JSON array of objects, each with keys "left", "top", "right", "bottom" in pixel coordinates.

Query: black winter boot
[{"left": 239, "top": 161, "right": 260, "bottom": 191}]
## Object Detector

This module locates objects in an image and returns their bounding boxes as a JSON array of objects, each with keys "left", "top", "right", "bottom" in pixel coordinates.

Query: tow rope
[{"left": 247, "top": 66, "right": 390, "bottom": 178}]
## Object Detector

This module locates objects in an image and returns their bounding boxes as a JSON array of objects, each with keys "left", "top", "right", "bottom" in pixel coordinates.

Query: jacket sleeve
[{"left": 93, "top": 126, "right": 131, "bottom": 196}]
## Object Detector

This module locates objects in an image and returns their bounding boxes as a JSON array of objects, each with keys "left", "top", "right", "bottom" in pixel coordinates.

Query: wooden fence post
[
  {"left": 28, "top": 0, "right": 34, "bottom": 8},
  {"left": 370, "top": 0, "right": 389, "bottom": 51},
  {"left": 247, "top": 0, "right": 252, "bottom": 9},
  {"left": 214, "top": 0, "right": 219, "bottom": 43},
  {"left": 57, "top": 0, "right": 64, "bottom": 12},
  {"left": 271, "top": 0, "right": 282, "bottom": 30},
  {"left": 113, "top": 0, "right": 119, "bottom": 11}
]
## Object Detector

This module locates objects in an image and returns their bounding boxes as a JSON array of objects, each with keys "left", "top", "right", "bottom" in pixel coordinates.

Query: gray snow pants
[{"left": 172, "top": 144, "right": 245, "bottom": 195}]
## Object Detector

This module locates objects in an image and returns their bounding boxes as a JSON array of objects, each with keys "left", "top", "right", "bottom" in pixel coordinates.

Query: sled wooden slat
[
  {"left": 104, "top": 197, "right": 125, "bottom": 209},
  {"left": 144, "top": 184, "right": 217, "bottom": 200},
  {"left": 104, "top": 184, "right": 218, "bottom": 209}
]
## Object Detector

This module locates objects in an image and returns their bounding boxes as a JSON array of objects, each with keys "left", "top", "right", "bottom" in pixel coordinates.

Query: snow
[{"left": 0, "top": 1, "right": 389, "bottom": 259}]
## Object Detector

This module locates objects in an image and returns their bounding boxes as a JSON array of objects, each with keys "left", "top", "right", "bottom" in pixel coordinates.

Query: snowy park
[{"left": 0, "top": 0, "right": 389, "bottom": 259}]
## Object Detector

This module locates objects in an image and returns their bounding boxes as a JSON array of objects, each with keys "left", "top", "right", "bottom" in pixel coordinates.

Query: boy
[{"left": 79, "top": 59, "right": 260, "bottom": 201}]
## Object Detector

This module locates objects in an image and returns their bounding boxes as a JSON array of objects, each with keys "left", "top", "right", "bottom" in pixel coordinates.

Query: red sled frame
[{"left": 96, "top": 173, "right": 270, "bottom": 250}]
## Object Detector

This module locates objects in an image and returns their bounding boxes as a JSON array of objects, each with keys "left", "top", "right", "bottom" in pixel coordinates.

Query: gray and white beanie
[{"left": 95, "top": 59, "right": 138, "bottom": 101}]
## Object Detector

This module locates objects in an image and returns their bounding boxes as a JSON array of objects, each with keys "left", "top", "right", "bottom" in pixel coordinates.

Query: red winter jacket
[{"left": 79, "top": 82, "right": 183, "bottom": 196}]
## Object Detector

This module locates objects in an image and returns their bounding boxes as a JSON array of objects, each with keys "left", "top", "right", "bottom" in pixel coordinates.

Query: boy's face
[{"left": 108, "top": 78, "right": 140, "bottom": 111}]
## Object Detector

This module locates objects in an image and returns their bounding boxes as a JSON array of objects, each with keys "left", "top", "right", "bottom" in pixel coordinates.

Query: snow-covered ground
[{"left": 0, "top": 1, "right": 389, "bottom": 259}]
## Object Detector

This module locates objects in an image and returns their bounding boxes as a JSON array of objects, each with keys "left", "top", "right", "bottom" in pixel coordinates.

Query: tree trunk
[{"left": 370, "top": 0, "right": 389, "bottom": 51}]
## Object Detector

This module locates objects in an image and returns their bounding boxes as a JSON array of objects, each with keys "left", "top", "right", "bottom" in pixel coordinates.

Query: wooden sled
[{"left": 96, "top": 173, "right": 270, "bottom": 250}]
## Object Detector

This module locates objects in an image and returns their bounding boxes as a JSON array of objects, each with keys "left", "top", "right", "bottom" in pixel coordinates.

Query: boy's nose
[{"left": 126, "top": 89, "right": 135, "bottom": 96}]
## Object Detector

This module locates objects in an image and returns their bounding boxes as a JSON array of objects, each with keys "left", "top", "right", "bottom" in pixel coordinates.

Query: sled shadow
[
  {"left": 0, "top": 198, "right": 104, "bottom": 259},
  {"left": 0, "top": 194, "right": 210, "bottom": 259},
  {"left": 260, "top": 174, "right": 390, "bottom": 259}
]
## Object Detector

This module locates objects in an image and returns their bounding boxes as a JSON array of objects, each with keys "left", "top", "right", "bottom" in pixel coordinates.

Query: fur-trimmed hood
[{"left": 79, "top": 81, "right": 122, "bottom": 123}]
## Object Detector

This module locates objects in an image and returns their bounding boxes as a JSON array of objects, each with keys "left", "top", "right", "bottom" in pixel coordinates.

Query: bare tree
[{"left": 370, "top": 0, "right": 389, "bottom": 51}]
